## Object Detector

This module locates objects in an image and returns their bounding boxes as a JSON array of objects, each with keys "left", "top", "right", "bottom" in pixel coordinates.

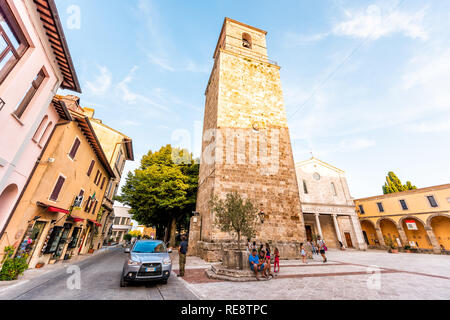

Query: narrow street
[{"left": 0, "top": 248, "right": 197, "bottom": 300}]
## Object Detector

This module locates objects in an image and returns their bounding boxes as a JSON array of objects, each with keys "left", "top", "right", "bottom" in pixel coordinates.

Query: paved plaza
[{"left": 172, "top": 249, "right": 450, "bottom": 300}]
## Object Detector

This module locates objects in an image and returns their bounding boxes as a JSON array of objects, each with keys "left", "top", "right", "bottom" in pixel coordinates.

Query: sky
[{"left": 56, "top": 0, "right": 450, "bottom": 199}]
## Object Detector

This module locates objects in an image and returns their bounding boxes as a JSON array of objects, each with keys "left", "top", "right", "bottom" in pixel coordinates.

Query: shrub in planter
[{"left": 0, "top": 246, "right": 29, "bottom": 281}]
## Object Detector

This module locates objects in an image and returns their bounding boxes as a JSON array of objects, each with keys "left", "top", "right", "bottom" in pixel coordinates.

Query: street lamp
[{"left": 258, "top": 210, "right": 266, "bottom": 224}]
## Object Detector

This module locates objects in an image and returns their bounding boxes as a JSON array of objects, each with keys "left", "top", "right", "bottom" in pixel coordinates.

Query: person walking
[
  {"left": 177, "top": 235, "right": 188, "bottom": 277},
  {"left": 300, "top": 243, "right": 307, "bottom": 264},
  {"left": 317, "top": 236, "right": 327, "bottom": 263}
]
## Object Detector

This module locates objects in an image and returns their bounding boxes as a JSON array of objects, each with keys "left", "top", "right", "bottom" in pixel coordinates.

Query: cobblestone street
[{"left": 172, "top": 249, "right": 450, "bottom": 300}]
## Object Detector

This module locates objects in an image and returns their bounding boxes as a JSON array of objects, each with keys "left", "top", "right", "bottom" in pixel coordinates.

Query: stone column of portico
[
  {"left": 350, "top": 215, "right": 367, "bottom": 250},
  {"left": 425, "top": 227, "right": 441, "bottom": 254},
  {"left": 332, "top": 214, "right": 344, "bottom": 246},
  {"left": 375, "top": 228, "right": 385, "bottom": 247},
  {"left": 397, "top": 226, "right": 408, "bottom": 247},
  {"left": 314, "top": 212, "right": 323, "bottom": 239}
]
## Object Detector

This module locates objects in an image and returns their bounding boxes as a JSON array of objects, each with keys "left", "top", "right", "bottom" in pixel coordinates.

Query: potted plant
[
  {"left": 403, "top": 245, "right": 411, "bottom": 253},
  {"left": 385, "top": 238, "right": 398, "bottom": 253},
  {"left": 35, "top": 262, "right": 45, "bottom": 269}
]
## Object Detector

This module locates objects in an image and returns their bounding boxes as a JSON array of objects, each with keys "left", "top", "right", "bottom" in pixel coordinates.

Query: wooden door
[
  {"left": 305, "top": 226, "right": 313, "bottom": 242},
  {"left": 345, "top": 232, "right": 353, "bottom": 248}
]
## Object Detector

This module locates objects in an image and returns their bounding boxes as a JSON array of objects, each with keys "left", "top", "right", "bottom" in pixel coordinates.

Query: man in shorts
[{"left": 248, "top": 249, "right": 268, "bottom": 280}]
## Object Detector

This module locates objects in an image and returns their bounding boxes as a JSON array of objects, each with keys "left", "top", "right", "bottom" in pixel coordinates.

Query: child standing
[
  {"left": 300, "top": 243, "right": 307, "bottom": 264},
  {"left": 273, "top": 247, "right": 280, "bottom": 273}
]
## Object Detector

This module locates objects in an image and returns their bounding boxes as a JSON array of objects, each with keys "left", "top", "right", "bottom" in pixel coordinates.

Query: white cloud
[
  {"left": 285, "top": 3, "right": 428, "bottom": 45},
  {"left": 122, "top": 120, "right": 142, "bottom": 127},
  {"left": 333, "top": 4, "right": 428, "bottom": 40},
  {"left": 339, "top": 138, "right": 376, "bottom": 151},
  {"left": 185, "top": 59, "right": 209, "bottom": 73},
  {"left": 116, "top": 66, "right": 168, "bottom": 111},
  {"left": 85, "top": 66, "right": 112, "bottom": 96},
  {"left": 147, "top": 54, "right": 175, "bottom": 72},
  {"left": 407, "top": 119, "right": 450, "bottom": 133},
  {"left": 402, "top": 48, "right": 450, "bottom": 109}
]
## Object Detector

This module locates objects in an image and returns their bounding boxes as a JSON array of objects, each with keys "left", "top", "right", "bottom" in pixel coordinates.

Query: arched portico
[
  {"left": 378, "top": 218, "right": 403, "bottom": 247},
  {"left": 400, "top": 216, "right": 434, "bottom": 250},
  {"left": 428, "top": 214, "right": 450, "bottom": 252},
  {"left": 0, "top": 184, "right": 19, "bottom": 231},
  {"left": 360, "top": 219, "right": 379, "bottom": 246}
]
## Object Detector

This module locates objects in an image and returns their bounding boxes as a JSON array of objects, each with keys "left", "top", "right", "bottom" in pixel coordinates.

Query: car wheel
[{"left": 120, "top": 276, "right": 128, "bottom": 287}]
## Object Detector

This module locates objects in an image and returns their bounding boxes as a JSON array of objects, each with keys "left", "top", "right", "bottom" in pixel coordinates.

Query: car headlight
[
  {"left": 163, "top": 258, "right": 172, "bottom": 265},
  {"left": 128, "top": 259, "right": 140, "bottom": 266}
]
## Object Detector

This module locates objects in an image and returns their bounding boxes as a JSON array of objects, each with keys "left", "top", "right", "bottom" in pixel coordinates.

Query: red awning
[
  {"left": 69, "top": 216, "right": 84, "bottom": 223},
  {"left": 36, "top": 202, "right": 70, "bottom": 214},
  {"left": 88, "top": 219, "right": 102, "bottom": 227}
]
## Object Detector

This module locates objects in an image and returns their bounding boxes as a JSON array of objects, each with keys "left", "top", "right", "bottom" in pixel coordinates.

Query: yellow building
[
  {"left": 0, "top": 98, "right": 115, "bottom": 268},
  {"left": 55, "top": 95, "right": 134, "bottom": 248},
  {"left": 355, "top": 184, "right": 450, "bottom": 254}
]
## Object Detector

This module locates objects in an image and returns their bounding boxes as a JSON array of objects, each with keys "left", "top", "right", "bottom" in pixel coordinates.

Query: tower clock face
[{"left": 313, "top": 172, "right": 321, "bottom": 181}]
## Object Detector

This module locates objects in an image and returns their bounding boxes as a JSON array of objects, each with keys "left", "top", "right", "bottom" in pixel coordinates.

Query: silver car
[{"left": 121, "top": 240, "right": 172, "bottom": 287}]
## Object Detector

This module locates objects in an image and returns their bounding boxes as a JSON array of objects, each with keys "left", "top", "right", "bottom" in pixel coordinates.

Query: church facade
[{"left": 296, "top": 158, "right": 366, "bottom": 250}]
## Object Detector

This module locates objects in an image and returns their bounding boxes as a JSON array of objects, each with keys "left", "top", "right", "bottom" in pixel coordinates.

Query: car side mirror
[
  {"left": 124, "top": 248, "right": 131, "bottom": 253},
  {"left": 168, "top": 248, "right": 172, "bottom": 253}
]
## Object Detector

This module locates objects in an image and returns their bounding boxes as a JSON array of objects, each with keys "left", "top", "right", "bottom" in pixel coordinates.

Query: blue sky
[{"left": 56, "top": 0, "right": 450, "bottom": 198}]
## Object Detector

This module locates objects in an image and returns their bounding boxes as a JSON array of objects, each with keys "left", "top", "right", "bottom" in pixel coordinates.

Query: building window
[
  {"left": 114, "top": 217, "right": 120, "bottom": 225},
  {"left": 399, "top": 199, "right": 408, "bottom": 210},
  {"left": 14, "top": 68, "right": 46, "bottom": 119},
  {"left": 376, "top": 202, "right": 384, "bottom": 213},
  {"left": 331, "top": 182, "right": 337, "bottom": 196},
  {"left": 0, "top": 0, "right": 29, "bottom": 84},
  {"left": 49, "top": 175, "right": 65, "bottom": 201},
  {"left": 242, "top": 33, "right": 252, "bottom": 49},
  {"left": 38, "top": 121, "right": 52, "bottom": 146},
  {"left": 32, "top": 115, "right": 48, "bottom": 142},
  {"left": 303, "top": 180, "right": 308, "bottom": 194},
  {"left": 87, "top": 160, "right": 95, "bottom": 177},
  {"left": 427, "top": 195, "right": 438, "bottom": 208},
  {"left": 358, "top": 205, "right": 365, "bottom": 214},
  {"left": 68, "top": 137, "right": 81, "bottom": 159}
]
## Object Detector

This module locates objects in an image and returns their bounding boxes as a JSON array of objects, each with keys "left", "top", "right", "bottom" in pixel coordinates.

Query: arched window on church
[{"left": 242, "top": 33, "right": 252, "bottom": 49}]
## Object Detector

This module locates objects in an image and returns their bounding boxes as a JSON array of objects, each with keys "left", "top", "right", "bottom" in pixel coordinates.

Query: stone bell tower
[{"left": 189, "top": 18, "right": 305, "bottom": 261}]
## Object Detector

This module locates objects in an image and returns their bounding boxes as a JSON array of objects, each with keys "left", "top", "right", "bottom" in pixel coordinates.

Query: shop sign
[{"left": 405, "top": 220, "right": 418, "bottom": 230}]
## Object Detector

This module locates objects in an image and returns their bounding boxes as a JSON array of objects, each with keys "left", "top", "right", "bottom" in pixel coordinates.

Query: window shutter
[
  {"left": 94, "top": 170, "right": 100, "bottom": 184},
  {"left": 50, "top": 176, "right": 65, "bottom": 201},
  {"left": 91, "top": 201, "right": 98, "bottom": 214},
  {"left": 97, "top": 173, "right": 102, "bottom": 186},
  {"left": 69, "top": 138, "right": 81, "bottom": 159},
  {"left": 100, "top": 177, "right": 106, "bottom": 190},
  {"left": 87, "top": 160, "right": 95, "bottom": 176},
  {"left": 84, "top": 197, "right": 91, "bottom": 211}
]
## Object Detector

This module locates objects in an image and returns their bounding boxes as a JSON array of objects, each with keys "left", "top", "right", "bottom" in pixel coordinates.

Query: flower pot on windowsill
[
  {"left": 35, "top": 263, "right": 45, "bottom": 269},
  {"left": 388, "top": 248, "right": 399, "bottom": 253},
  {"left": 88, "top": 249, "right": 95, "bottom": 254}
]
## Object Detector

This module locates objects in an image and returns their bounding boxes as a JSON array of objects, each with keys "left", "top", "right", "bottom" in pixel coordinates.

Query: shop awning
[
  {"left": 88, "top": 219, "right": 102, "bottom": 227},
  {"left": 36, "top": 202, "right": 70, "bottom": 214},
  {"left": 68, "top": 216, "right": 84, "bottom": 223}
]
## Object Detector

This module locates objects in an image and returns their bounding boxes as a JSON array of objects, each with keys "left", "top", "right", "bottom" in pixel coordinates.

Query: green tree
[
  {"left": 209, "top": 191, "right": 258, "bottom": 250},
  {"left": 382, "top": 171, "right": 417, "bottom": 194},
  {"left": 116, "top": 145, "right": 199, "bottom": 247}
]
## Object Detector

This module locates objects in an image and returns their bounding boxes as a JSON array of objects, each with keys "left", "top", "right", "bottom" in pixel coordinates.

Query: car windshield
[{"left": 132, "top": 242, "right": 166, "bottom": 253}]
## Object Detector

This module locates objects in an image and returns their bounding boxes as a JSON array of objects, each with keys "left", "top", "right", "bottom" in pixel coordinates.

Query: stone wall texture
[{"left": 190, "top": 19, "right": 306, "bottom": 261}]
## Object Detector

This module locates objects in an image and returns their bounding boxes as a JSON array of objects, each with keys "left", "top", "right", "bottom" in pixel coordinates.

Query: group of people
[
  {"left": 247, "top": 241, "right": 279, "bottom": 280},
  {"left": 247, "top": 236, "right": 328, "bottom": 280}
]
